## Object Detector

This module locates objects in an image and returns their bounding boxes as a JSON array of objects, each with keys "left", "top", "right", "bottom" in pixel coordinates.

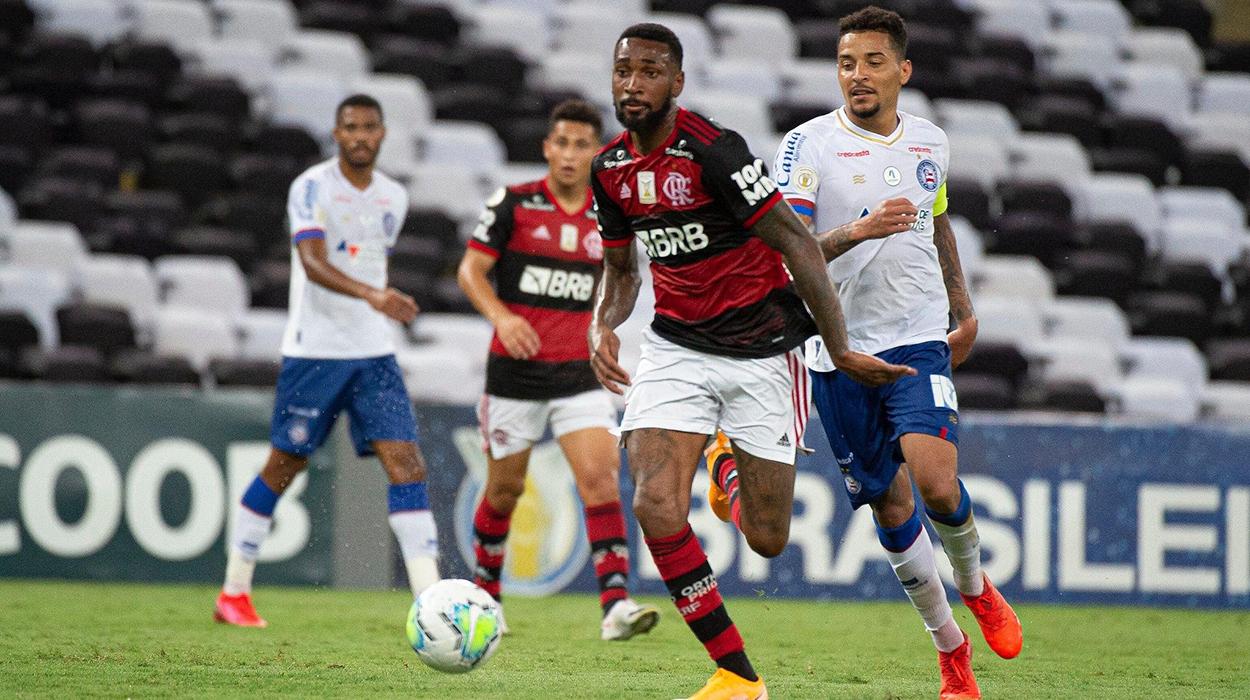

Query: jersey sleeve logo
[
  {"left": 793, "top": 166, "right": 818, "bottom": 194},
  {"left": 917, "top": 159, "right": 940, "bottom": 192},
  {"left": 662, "top": 171, "right": 695, "bottom": 206},
  {"left": 729, "top": 159, "right": 777, "bottom": 205}
]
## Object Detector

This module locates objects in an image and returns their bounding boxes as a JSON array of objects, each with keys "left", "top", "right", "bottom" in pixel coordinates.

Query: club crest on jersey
[
  {"left": 583, "top": 231, "right": 604, "bottom": 260},
  {"left": 637, "top": 171, "right": 657, "bottom": 204},
  {"left": 883, "top": 166, "right": 902, "bottom": 187},
  {"left": 382, "top": 211, "right": 396, "bottom": 237},
  {"left": 662, "top": 171, "right": 695, "bottom": 206},
  {"left": 916, "top": 159, "right": 940, "bottom": 192}
]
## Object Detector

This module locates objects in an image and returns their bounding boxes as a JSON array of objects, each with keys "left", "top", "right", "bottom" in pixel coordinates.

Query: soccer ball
[{"left": 406, "top": 578, "right": 502, "bottom": 673}]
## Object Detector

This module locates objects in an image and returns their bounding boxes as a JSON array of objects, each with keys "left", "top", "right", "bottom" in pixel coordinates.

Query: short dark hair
[
  {"left": 839, "top": 5, "right": 908, "bottom": 59},
  {"left": 617, "top": 22, "right": 683, "bottom": 69},
  {"left": 335, "top": 93, "right": 383, "bottom": 123},
  {"left": 549, "top": 98, "right": 602, "bottom": 136}
]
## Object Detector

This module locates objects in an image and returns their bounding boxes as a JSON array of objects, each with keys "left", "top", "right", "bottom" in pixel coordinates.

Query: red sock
[
  {"left": 713, "top": 455, "right": 744, "bottom": 530},
  {"left": 472, "top": 497, "right": 511, "bottom": 601},
  {"left": 584, "top": 500, "right": 630, "bottom": 613},
  {"left": 645, "top": 524, "right": 756, "bottom": 681}
]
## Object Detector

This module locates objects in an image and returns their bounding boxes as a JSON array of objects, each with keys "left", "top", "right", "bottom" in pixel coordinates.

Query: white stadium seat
[
  {"left": 28, "top": 0, "right": 130, "bottom": 47},
  {"left": 1203, "top": 381, "right": 1250, "bottom": 421},
  {"left": 705, "top": 59, "right": 781, "bottom": 104},
  {"left": 0, "top": 186, "right": 14, "bottom": 232},
  {"left": 1043, "top": 297, "right": 1131, "bottom": 352},
  {"left": 237, "top": 309, "right": 288, "bottom": 361},
  {"left": 780, "top": 59, "right": 841, "bottom": 108},
  {"left": 469, "top": 5, "right": 550, "bottom": 63},
  {"left": 133, "top": 0, "right": 214, "bottom": 53},
  {"left": 0, "top": 267, "right": 73, "bottom": 350},
  {"left": 154, "top": 256, "right": 250, "bottom": 319},
  {"left": 1079, "top": 174, "right": 1162, "bottom": 251},
  {"left": 1122, "top": 337, "right": 1208, "bottom": 393},
  {"left": 934, "top": 99, "right": 1019, "bottom": 146},
  {"left": 975, "top": 255, "right": 1055, "bottom": 302},
  {"left": 487, "top": 162, "right": 550, "bottom": 193},
  {"left": 282, "top": 29, "right": 371, "bottom": 79},
  {"left": 419, "top": 121, "right": 506, "bottom": 177},
  {"left": 1010, "top": 132, "right": 1091, "bottom": 184},
  {"left": 946, "top": 135, "right": 1010, "bottom": 190},
  {"left": 79, "top": 254, "right": 160, "bottom": 341},
  {"left": 649, "top": 13, "right": 715, "bottom": 70},
  {"left": 1198, "top": 73, "right": 1250, "bottom": 116},
  {"left": 948, "top": 216, "right": 985, "bottom": 284},
  {"left": 1159, "top": 186, "right": 1246, "bottom": 228},
  {"left": 1113, "top": 376, "right": 1199, "bottom": 422},
  {"left": 707, "top": 4, "right": 797, "bottom": 65},
  {"left": 214, "top": 0, "right": 299, "bottom": 44},
  {"left": 682, "top": 91, "right": 773, "bottom": 156},
  {"left": 1042, "top": 31, "right": 1125, "bottom": 91},
  {"left": 974, "top": 296, "right": 1046, "bottom": 348},
  {"left": 353, "top": 73, "right": 434, "bottom": 132},
  {"left": 1158, "top": 219, "right": 1242, "bottom": 276},
  {"left": 555, "top": 3, "right": 640, "bottom": 56},
  {"left": 190, "top": 39, "right": 277, "bottom": 94},
  {"left": 1126, "top": 27, "right": 1203, "bottom": 82},
  {"left": 1116, "top": 62, "right": 1192, "bottom": 130},
  {"left": 375, "top": 124, "right": 420, "bottom": 180},
  {"left": 154, "top": 307, "right": 238, "bottom": 372},
  {"left": 268, "top": 69, "right": 350, "bottom": 147},
  {"left": 537, "top": 51, "right": 611, "bottom": 108},
  {"left": 897, "top": 88, "right": 935, "bottom": 123},
  {"left": 1034, "top": 336, "right": 1123, "bottom": 394},
  {"left": 1049, "top": 0, "right": 1132, "bottom": 45},
  {"left": 974, "top": 0, "right": 1051, "bottom": 48},
  {"left": 1185, "top": 111, "right": 1250, "bottom": 165},
  {"left": 9, "top": 221, "right": 87, "bottom": 280},
  {"left": 407, "top": 163, "right": 489, "bottom": 223}
]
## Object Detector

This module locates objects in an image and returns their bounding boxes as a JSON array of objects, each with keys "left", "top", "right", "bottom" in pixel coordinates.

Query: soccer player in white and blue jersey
[
  {"left": 773, "top": 7, "right": 1022, "bottom": 698},
  {"left": 215, "top": 95, "right": 439, "bottom": 627}
]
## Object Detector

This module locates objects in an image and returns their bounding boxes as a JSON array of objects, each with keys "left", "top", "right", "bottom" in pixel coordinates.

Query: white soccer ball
[{"left": 406, "top": 578, "right": 503, "bottom": 674}]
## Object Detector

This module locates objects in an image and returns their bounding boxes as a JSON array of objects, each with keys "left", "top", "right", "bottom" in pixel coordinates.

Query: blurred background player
[
  {"left": 456, "top": 99, "right": 660, "bottom": 641},
  {"left": 589, "top": 23, "right": 914, "bottom": 700},
  {"left": 772, "top": 7, "right": 1022, "bottom": 699},
  {"left": 215, "top": 94, "right": 439, "bottom": 627}
]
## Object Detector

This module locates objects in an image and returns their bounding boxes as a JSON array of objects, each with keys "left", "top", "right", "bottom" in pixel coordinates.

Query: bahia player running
[
  {"left": 456, "top": 99, "right": 660, "bottom": 641},
  {"left": 590, "top": 23, "right": 913, "bottom": 700},
  {"left": 773, "top": 7, "right": 1022, "bottom": 699},
  {"left": 214, "top": 95, "right": 440, "bottom": 627}
]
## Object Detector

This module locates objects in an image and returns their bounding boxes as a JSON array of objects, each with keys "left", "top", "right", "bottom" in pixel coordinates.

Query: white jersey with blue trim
[
  {"left": 282, "top": 158, "right": 409, "bottom": 359},
  {"left": 774, "top": 107, "right": 951, "bottom": 368}
]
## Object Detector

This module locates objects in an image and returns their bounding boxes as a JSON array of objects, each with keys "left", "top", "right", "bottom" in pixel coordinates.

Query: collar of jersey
[
  {"left": 540, "top": 177, "right": 593, "bottom": 217},
  {"left": 329, "top": 158, "right": 375, "bottom": 195},
  {"left": 835, "top": 107, "right": 904, "bottom": 146}
]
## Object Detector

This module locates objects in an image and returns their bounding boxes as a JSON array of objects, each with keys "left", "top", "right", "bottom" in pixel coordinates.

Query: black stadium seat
[
  {"left": 390, "top": 236, "right": 446, "bottom": 277},
  {"left": 372, "top": 37, "right": 459, "bottom": 89},
  {"left": 88, "top": 68, "right": 167, "bottom": 107},
  {"left": 0, "top": 95, "right": 54, "bottom": 155},
  {"left": 211, "top": 358, "right": 281, "bottom": 387},
  {"left": 1034, "top": 379, "right": 1105, "bottom": 413},
  {"left": 1090, "top": 147, "right": 1167, "bottom": 186},
  {"left": 458, "top": 46, "right": 529, "bottom": 96},
  {"left": 17, "top": 175, "right": 105, "bottom": 231},
  {"left": 403, "top": 208, "right": 461, "bottom": 251},
  {"left": 229, "top": 153, "right": 304, "bottom": 197},
  {"left": 196, "top": 192, "right": 286, "bottom": 242},
  {"left": 110, "top": 41, "right": 181, "bottom": 86},
  {"left": 111, "top": 351, "right": 201, "bottom": 385},
  {"left": 1206, "top": 339, "right": 1250, "bottom": 381},
  {"left": 249, "top": 261, "right": 291, "bottom": 309},
  {"left": 1054, "top": 250, "right": 1139, "bottom": 307},
  {"left": 770, "top": 102, "right": 829, "bottom": 134},
  {"left": 166, "top": 77, "right": 250, "bottom": 127},
  {"left": 953, "top": 372, "right": 1017, "bottom": 410},
  {"left": 0, "top": 144, "right": 33, "bottom": 193},
  {"left": 1020, "top": 96, "right": 1101, "bottom": 150},
  {"left": 301, "top": 1, "right": 385, "bottom": 42},
  {"left": 1183, "top": 149, "right": 1250, "bottom": 201},
  {"left": 1076, "top": 222, "right": 1147, "bottom": 263},
  {"left": 957, "top": 341, "right": 1030, "bottom": 389},
  {"left": 985, "top": 211, "right": 1074, "bottom": 267},
  {"left": 249, "top": 124, "right": 323, "bottom": 164},
  {"left": 75, "top": 98, "right": 154, "bottom": 161},
  {"left": 944, "top": 176, "right": 991, "bottom": 230},
  {"left": 996, "top": 180, "right": 1073, "bottom": 220},
  {"left": 158, "top": 113, "right": 237, "bottom": 154},
  {"left": 29, "top": 345, "right": 109, "bottom": 383},
  {"left": 385, "top": 4, "right": 461, "bottom": 47},
  {"left": 0, "top": 0, "right": 35, "bottom": 43},
  {"left": 1150, "top": 262, "right": 1223, "bottom": 312},
  {"left": 172, "top": 226, "right": 258, "bottom": 269},
  {"left": 1128, "top": 290, "right": 1212, "bottom": 343},
  {"left": 0, "top": 311, "right": 39, "bottom": 356},
  {"left": 1033, "top": 76, "right": 1106, "bottom": 113},
  {"left": 498, "top": 116, "right": 549, "bottom": 163},
  {"left": 56, "top": 303, "right": 136, "bottom": 357},
  {"left": 145, "top": 143, "right": 229, "bottom": 207},
  {"left": 977, "top": 36, "right": 1034, "bottom": 74},
  {"left": 795, "top": 19, "right": 840, "bottom": 59},
  {"left": 96, "top": 189, "right": 186, "bottom": 258},
  {"left": 37, "top": 145, "right": 120, "bottom": 189}
]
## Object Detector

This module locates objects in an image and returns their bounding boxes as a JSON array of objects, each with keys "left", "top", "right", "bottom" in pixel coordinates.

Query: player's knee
[
  {"left": 916, "top": 478, "right": 961, "bottom": 514},
  {"left": 631, "top": 486, "right": 683, "bottom": 532},
  {"left": 745, "top": 523, "right": 789, "bottom": 558},
  {"left": 576, "top": 471, "right": 620, "bottom": 505},
  {"left": 486, "top": 479, "right": 525, "bottom": 512}
]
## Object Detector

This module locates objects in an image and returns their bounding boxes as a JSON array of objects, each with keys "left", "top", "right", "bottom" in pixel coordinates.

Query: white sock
[
  {"left": 884, "top": 531, "right": 964, "bottom": 652},
  {"left": 389, "top": 510, "right": 440, "bottom": 597},
  {"left": 223, "top": 506, "right": 271, "bottom": 595},
  {"left": 930, "top": 513, "right": 984, "bottom": 597}
]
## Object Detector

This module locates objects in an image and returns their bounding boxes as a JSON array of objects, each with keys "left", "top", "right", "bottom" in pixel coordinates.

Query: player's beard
[
  {"left": 343, "top": 145, "right": 377, "bottom": 168},
  {"left": 615, "top": 94, "right": 673, "bottom": 133},
  {"left": 848, "top": 101, "right": 881, "bottom": 120}
]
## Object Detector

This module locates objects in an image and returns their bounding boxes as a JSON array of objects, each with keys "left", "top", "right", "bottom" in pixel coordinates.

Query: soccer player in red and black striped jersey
[
  {"left": 456, "top": 99, "right": 660, "bottom": 642},
  {"left": 588, "top": 24, "right": 914, "bottom": 699}
]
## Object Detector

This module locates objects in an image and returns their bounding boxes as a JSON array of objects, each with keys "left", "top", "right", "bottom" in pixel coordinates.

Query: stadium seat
[
  {"left": 0, "top": 146, "right": 34, "bottom": 196},
  {"left": 496, "top": 117, "right": 549, "bottom": 164},
  {"left": 145, "top": 144, "right": 229, "bottom": 208},
  {"left": 896, "top": 88, "right": 936, "bottom": 123},
  {"left": 1186, "top": 111, "right": 1250, "bottom": 166},
  {"left": 189, "top": 39, "right": 277, "bottom": 95},
  {"left": 195, "top": 191, "right": 286, "bottom": 244},
  {"left": 1152, "top": 261, "right": 1224, "bottom": 314},
  {"left": 210, "top": 358, "right": 281, "bottom": 387},
  {"left": 997, "top": 180, "right": 1072, "bottom": 220},
  {"left": 1159, "top": 186, "right": 1246, "bottom": 227},
  {"left": 468, "top": 5, "right": 550, "bottom": 63},
  {"left": 1078, "top": 173, "right": 1162, "bottom": 251},
  {"left": 371, "top": 37, "right": 459, "bottom": 91},
  {"left": 948, "top": 215, "right": 985, "bottom": 283},
  {"left": 282, "top": 29, "right": 371, "bottom": 79},
  {"left": 974, "top": 0, "right": 1051, "bottom": 49},
  {"left": 0, "top": 267, "right": 72, "bottom": 349},
  {"left": 352, "top": 73, "right": 434, "bottom": 133},
  {"left": 1182, "top": 148, "right": 1250, "bottom": 202},
  {"left": 985, "top": 211, "right": 1073, "bottom": 267},
  {"left": 1044, "top": 297, "right": 1132, "bottom": 351},
  {"left": 1042, "top": 31, "right": 1124, "bottom": 92},
  {"left": 237, "top": 308, "right": 287, "bottom": 361},
  {"left": 157, "top": 113, "right": 236, "bottom": 155},
  {"left": 419, "top": 121, "right": 507, "bottom": 176},
  {"left": 649, "top": 12, "right": 715, "bottom": 72},
  {"left": 28, "top": 344, "right": 109, "bottom": 383},
  {"left": 56, "top": 302, "right": 136, "bottom": 357},
  {"left": 954, "top": 373, "right": 1017, "bottom": 410},
  {"left": 153, "top": 307, "right": 238, "bottom": 372},
  {"left": 1115, "top": 62, "right": 1191, "bottom": 130},
  {"left": 8, "top": 220, "right": 87, "bottom": 277},
  {"left": 110, "top": 40, "right": 181, "bottom": 86},
  {"left": 1010, "top": 132, "right": 1091, "bottom": 186},
  {"left": 935, "top": 99, "right": 1018, "bottom": 146},
  {"left": 945, "top": 178, "right": 991, "bottom": 230},
  {"left": 269, "top": 70, "right": 350, "bottom": 147},
  {"left": 1198, "top": 73, "right": 1250, "bottom": 115},
  {"left": 0, "top": 95, "right": 54, "bottom": 156},
  {"left": 1158, "top": 219, "right": 1241, "bottom": 276},
  {"left": 707, "top": 4, "right": 796, "bottom": 65},
  {"left": 249, "top": 124, "right": 323, "bottom": 164},
  {"left": 0, "top": 311, "right": 40, "bottom": 357},
  {"left": 976, "top": 256, "right": 1055, "bottom": 303},
  {"left": 110, "top": 350, "right": 200, "bottom": 385},
  {"left": 537, "top": 50, "right": 610, "bottom": 107},
  {"left": 79, "top": 254, "right": 160, "bottom": 340},
  {"left": 1202, "top": 381, "right": 1250, "bottom": 421},
  {"left": 17, "top": 176, "right": 104, "bottom": 234},
  {"left": 36, "top": 0, "right": 131, "bottom": 48},
  {"left": 216, "top": 0, "right": 299, "bottom": 44},
  {"left": 171, "top": 226, "right": 258, "bottom": 270},
  {"left": 947, "top": 135, "right": 1010, "bottom": 190},
  {"left": 1034, "top": 336, "right": 1123, "bottom": 394},
  {"left": 37, "top": 145, "right": 120, "bottom": 189},
  {"left": 1206, "top": 339, "right": 1250, "bottom": 382},
  {"left": 74, "top": 98, "right": 154, "bottom": 161},
  {"left": 248, "top": 260, "right": 291, "bottom": 309},
  {"left": 1033, "top": 378, "right": 1106, "bottom": 413},
  {"left": 1126, "top": 27, "right": 1203, "bottom": 82},
  {"left": 155, "top": 255, "right": 250, "bottom": 319},
  {"left": 1102, "top": 115, "right": 1187, "bottom": 174},
  {"left": 958, "top": 341, "right": 1030, "bottom": 390},
  {"left": 406, "top": 163, "right": 486, "bottom": 223},
  {"left": 1122, "top": 336, "right": 1208, "bottom": 392},
  {"left": 99, "top": 189, "right": 186, "bottom": 258},
  {"left": 1090, "top": 146, "right": 1168, "bottom": 187},
  {"left": 1019, "top": 95, "right": 1102, "bottom": 150},
  {"left": 683, "top": 92, "right": 773, "bottom": 155},
  {"left": 1050, "top": 1, "right": 1132, "bottom": 45},
  {"left": 1128, "top": 290, "right": 1211, "bottom": 343},
  {"left": 166, "top": 77, "right": 251, "bottom": 127},
  {"left": 457, "top": 46, "right": 530, "bottom": 97},
  {"left": 1113, "top": 376, "right": 1199, "bottom": 422},
  {"left": 974, "top": 296, "right": 1046, "bottom": 347},
  {"left": 705, "top": 59, "right": 782, "bottom": 104},
  {"left": 1053, "top": 250, "right": 1138, "bottom": 306},
  {"left": 554, "top": 3, "right": 638, "bottom": 56},
  {"left": 133, "top": 0, "right": 213, "bottom": 53},
  {"left": 300, "top": 0, "right": 386, "bottom": 43},
  {"left": 0, "top": 186, "right": 15, "bottom": 230},
  {"left": 777, "top": 59, "right": 840, "bottom": 108}
]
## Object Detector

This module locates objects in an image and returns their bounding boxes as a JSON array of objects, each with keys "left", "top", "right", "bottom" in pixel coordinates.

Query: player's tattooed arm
[
  {"left": 815, "top": 197, "right": 918, "bottom": 262},
  {"left": 588, "top": 243, "right": 640, "bottom": 394},
  {"left": 751, "top": 206, "right": 915, "bottom": 386},
  {"left": 933, "top": 212, "right": 978, "bottom": 368}
]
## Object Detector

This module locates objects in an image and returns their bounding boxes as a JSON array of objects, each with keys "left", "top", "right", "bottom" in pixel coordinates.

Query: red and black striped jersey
[
  {"left": 591, "top": 108, "right": 816, "bottom": 359},
  {"left": 468, "top": 179, "right": 604, "bottom": 400}
]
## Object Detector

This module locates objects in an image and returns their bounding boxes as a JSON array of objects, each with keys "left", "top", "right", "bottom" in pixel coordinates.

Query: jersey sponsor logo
[
  {"left": 917, "top": 159, "right": 940, "bottom": 192},
  {"left": 838, "top": 150, "right": 870, "bottom": 158},
  {"left": 775, "top": 131, "right": 807, "bottom": 185},
  {"left": 729, "top": 159, "right": 777, "bottom": 206},
  {"left": 908, "top": 146, "right": 933, "bottom": 154},
  {"left": 518, "top": 265, "right": 595, "bottom": 301},
  {"left": 634, "top": 222, "right": 709, "bottom": 259},
  {"left": 601, "top": 148, "right": 631, "bottom": 169},
  {"left": 582, "top": 231, "right": 604, "bottom": 261},
  {"left": 930, "top": 374, "right": 959, "bottom": 410},
  {"left": 793, "top": 166, "right": 818, "bottom": 194},
  {"left": 298, "top": 180, "right": 318, "bottom": 219},
  {"left": 883, "top": 166, "right": 902, "bottom": 186},
  {"left": 637, "top": 172, "right": 657, "bottom": 204},
  {"left": 852, "top": 174, "right": 866, "bottom": 185},
  {"left": 665, "top": 138, "right": 694, "bottom": 160},
  {"left": 521, "top": 195, "right": 556, "bottom": 211},
  {"left": 662, "top": 171, "right": 695, "bottom": 206}
]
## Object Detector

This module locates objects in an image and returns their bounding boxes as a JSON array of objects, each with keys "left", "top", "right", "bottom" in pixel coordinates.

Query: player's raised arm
[
  {"left": 750, "top": 204, "right": 915, "bottom": 386},
  {"left": 933, "top": 209, "right": 977, "bottom": 368},
  {"left": 588, "top": 241, "right": 639, "bottom": 394}
]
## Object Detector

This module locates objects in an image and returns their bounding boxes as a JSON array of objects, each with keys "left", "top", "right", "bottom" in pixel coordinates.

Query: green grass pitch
[{"left": 2, "top": 580, "right": 1247, "bottom": 698}]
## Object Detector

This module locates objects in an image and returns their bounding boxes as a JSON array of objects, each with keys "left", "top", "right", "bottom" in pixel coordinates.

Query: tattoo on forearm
[
  {"left": 933, "top": 215, "right": 974, "bottom": 323},
  {"left": 817, "top": 223, "right": 862, "bottom": 262},
  {"left": 593, "top": 246, "right": 640, "bottom": 331}
]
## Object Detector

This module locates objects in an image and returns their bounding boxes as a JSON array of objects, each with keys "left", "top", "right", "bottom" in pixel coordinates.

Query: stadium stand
[{"left": 0, "top": 0, "right": 1247, "bottom": 422}]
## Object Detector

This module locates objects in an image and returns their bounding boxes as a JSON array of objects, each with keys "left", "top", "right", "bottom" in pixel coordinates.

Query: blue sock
[
  {"left": 925, "top": 479, "right": 972, "bottom": 527},
  {"left": 876, "top": 508, "right": 923, "bottom": 553},
  {"left": 388, "top": 481, "right": 429, "bottom": 513},
  {"left": 241, "top": 476, "right": 279, "bottom": 517}
]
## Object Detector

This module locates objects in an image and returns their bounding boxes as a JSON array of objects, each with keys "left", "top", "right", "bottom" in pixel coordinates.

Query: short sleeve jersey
[
  {"left": 282, "top": 159, "right": 408, "bottom": 359},
  {"left": 468, "top": 179, "right": 604, "bottom": 400},
  {"left": 591, "top": 108, "right": 816, "bottom": 359},
  {"left": 774, "top": 107, "right": 951, "bottom": 369}
]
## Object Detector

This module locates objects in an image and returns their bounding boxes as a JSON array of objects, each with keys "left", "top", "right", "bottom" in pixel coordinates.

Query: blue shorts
[
  {"left": 810, "top": 341, "right": 959, "bottom": 508},
  {"left": 270, "top": 355, "right": 419, "bottom": 458}
]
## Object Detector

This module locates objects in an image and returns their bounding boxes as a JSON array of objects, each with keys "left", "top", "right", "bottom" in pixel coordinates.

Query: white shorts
[
  {"left": 619, "top": 328, "right": 811, "bottom": 464},
  {"left": 477, "top": 389, "right": 618, "bottom": 459}
]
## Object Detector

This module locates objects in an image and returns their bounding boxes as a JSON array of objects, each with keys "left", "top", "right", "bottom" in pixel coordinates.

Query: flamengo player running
[
  {"left": 456, "top": 100, "right": 660, "bottom": 640},
  {"left": 774, "top": 8, "right": 1022, "bottom": 699},
  {"left": 214, "top": 95, "right": 439, "bottom": 627},
  {"left": 589, "top": 24, "right": 913, "bottom": 700}
]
